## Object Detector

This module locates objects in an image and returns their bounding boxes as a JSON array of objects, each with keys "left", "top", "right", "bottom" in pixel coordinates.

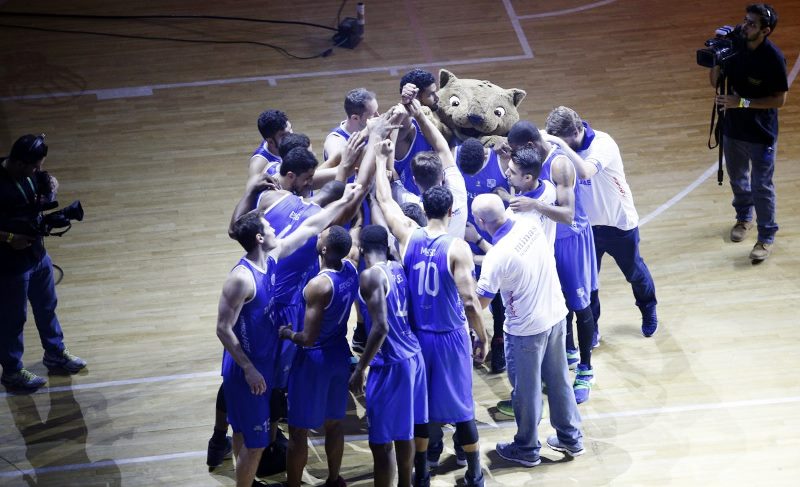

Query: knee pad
[{"left": 455, "top": 420, "right": 479, "bottom": 445}]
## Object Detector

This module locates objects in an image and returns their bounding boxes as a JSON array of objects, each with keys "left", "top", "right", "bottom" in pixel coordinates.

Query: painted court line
[
  {"left": 517, "top": 0, "right": 618, "bottom": 20},
  {"left": 2, "top": 394, "right": 798, "bottom": 479},
  {"left": 639, "top": 162, "right": 717, "bottom": 227}
]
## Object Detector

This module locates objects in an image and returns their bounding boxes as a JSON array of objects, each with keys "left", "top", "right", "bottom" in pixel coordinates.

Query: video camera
[
  {"left": 24, "top": 170, "right": 84, "bottom": 237},
  {"left": 697, "top": 25, "right": 744, "bottom": 68}
]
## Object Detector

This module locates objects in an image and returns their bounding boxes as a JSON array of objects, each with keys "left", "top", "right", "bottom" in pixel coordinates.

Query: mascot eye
[
  {"left": 494, "top": 107, "right": 506, "bottom": 117},
  {"left": 449, "top": 95, "right": 461, "bottom": 107}
]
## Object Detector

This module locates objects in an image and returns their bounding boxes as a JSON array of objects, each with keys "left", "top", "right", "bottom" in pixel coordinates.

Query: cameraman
[
  {"left": 710, "top": 4, "right": 788, "bottom": 262},
  {"left": 1, "top": 134, "right": 86, "bottom": 392}
]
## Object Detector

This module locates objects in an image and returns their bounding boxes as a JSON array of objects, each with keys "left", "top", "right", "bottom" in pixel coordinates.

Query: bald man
[{"left": 472, "top": 194, "right": 584, "bottom": 467}]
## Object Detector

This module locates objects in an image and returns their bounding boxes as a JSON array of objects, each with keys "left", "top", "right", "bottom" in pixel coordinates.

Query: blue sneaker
[
  {"left": 573, "top": 364, "right": 594, "bottom": 404},
  {"left": 642, "top": 308, "right": 658, "bottom": 337},
  {"left": 495, "top": 442, "right": 540, "bottom": 467},
  {"left": 566, "top": 348, "right": 579, "bottom": 370},
  {"left": 546, "top": 434, "right": 585, "bottom": 456}
]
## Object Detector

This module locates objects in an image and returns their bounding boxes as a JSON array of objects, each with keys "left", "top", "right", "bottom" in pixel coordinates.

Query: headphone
[{"left": 28, "top": 134, "right": 48, "bottom": 159}]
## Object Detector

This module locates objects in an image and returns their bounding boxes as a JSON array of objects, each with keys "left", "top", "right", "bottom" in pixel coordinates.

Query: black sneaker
[
  {"left": 1, "top": 368, "right": 47, "bottom": 391},
  {"left": 206, "top": 435, "right": 232, "bottom": 469},
  {"left": 490, "top": 336, "right": 506, "bottom": 374},
  {"left": 352, "top": 322, "right": 366, "bottom": 354},
  {"left": 43, "top": 348, "right": 86, "bottom": 373}
]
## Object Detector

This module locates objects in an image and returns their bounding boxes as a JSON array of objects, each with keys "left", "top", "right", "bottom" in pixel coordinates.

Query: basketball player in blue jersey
[
  {"left": 278, "top": 226, "right": 359, "bottom": 487},
  {"left": 207, "top": 125, "right": 380, "bottom": 470},
  {"left": 373, "top": 138, "right": 488, "bottom": 487},
  {"left": 543, "top": 106, "right": 658, "bottom": 338},
  {"left": 349, "top": 225, "right": 429, "bottom": 487},
  {"left": 507, "top": 121, "right": 599, "bottom": 404},
  {"left": 394, "top": 70, "right": 439, "bottom": 195},
  {"left": 216, "top": 185, "right": 360, "bottom": 487},
  {"left": 323, "top": 87, "right": 379, "bottom": 161},
  {"left": 456, "top": 137, "right": 511, "bottom": 374},
  {"left": 248, "top": 109, "right": 292, "bottom": 177},
  {"left": 398, "top": 97, "right": 468, "bottom": 239}
]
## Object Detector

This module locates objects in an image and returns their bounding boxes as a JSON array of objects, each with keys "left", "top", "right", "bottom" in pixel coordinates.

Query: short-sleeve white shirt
[
  {"left": 577, "top": 130, "right": 639, "bottom": 230},
  {"left": 476, "top": 219, "right": 566, "bottom": 336}
]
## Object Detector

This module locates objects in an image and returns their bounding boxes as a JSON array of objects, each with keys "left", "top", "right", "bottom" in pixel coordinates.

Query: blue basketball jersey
[
  {"left": 322, "top": 122, "right": 351, "bottom": 161},
  {"left": 456, "top": 145, "right": 510, "bottom": 249},
  {"left": 259, "top": 192, "right": 322, "bottom": 305},
  {"left": 360, "top": 261, "right": 421, "bottom": 366},
  {"left": 539, "top": 145, "right": 591, "bottom": 239},
  {"left": 221, "top": 256, "right": 278, "bottom": 376},
  {"left": 303, "top": 259, "right": 359, "bottom": 349},
  {"left": 401, "top": 228, "right": 467, "bottom": 333},
  {"left": 394, "top": 118, "right": 435, "bottom": 196},
  {"left": 252, "top": 141, "right": 281, "bottom": 163}
]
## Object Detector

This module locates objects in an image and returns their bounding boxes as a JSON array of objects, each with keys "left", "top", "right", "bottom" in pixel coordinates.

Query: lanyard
[{"left": 14, "top": 177, "right": 36, "bottom": 204}]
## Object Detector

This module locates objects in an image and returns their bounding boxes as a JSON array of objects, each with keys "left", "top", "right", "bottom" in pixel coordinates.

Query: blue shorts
[
  {"left": 273, "top": 302, "right": 304, "bottom": 388},
  {"left": 222, "top": 355, "right": 271, "bottom": 449},
  {"left": 555, "top": 225, "right": 599, "bottom": 311},
  {"left": 366, "top": 351, "right": 428, "bottom": 444},
  {"left": 416, "top": 327, "right": 474, "bottom": 424},
  {"left": 287, "top": 345, "right": 351, "bottom": 429}
]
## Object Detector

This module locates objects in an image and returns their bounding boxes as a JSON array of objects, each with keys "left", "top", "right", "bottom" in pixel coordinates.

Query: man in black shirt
[
  {"left": 710, "top": 3, "right": 788, "bottom": 262},
  {"left": 0, "top": 134, "right": 86, "bottom": 391}
]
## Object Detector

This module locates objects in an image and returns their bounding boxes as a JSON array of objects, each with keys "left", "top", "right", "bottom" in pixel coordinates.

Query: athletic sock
[
  {"left": 211, "top": 428, "right": 227, "bottom": 443},
  {"left": 465, "top": 451, "right": 482, "bottom": 481},
  {"left": 414, "top": 451, "right": 428, "bottom": 479},
  {"left": 575, "top": 307, "right": 594, "bottom": 367}
]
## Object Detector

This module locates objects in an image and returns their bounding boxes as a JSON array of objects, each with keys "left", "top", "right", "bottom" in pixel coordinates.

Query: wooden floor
[{"left": 2, "top": 0, "right": 800, "bottom": 485}]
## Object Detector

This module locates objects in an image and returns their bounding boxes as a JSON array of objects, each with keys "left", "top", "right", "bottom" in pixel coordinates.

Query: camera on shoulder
[{"left": 697, "top": 25, "right": 745, "bottom": 68}]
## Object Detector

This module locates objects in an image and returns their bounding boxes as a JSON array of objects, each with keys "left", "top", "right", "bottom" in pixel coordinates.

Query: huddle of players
[{"left": 214, "top": 68, "right": 658, "bottom": 487}]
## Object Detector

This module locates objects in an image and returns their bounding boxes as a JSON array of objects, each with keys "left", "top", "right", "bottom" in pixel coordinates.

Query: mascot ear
[
  {"left": 439, "top": 69, "right": 458, "bottom": 89},
  {"left": 507, "top": 88, "right": 526, "bottom": 107}
]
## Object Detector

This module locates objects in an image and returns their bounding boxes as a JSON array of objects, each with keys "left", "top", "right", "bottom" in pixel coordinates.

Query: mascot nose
[{"left": 468, "top": 114, "right": 484, "bottom": 126}]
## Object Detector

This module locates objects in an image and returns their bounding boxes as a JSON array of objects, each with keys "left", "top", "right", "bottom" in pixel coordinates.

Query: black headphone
[{"left": 28, "top": 134, "right": 48, "bottom": 159}]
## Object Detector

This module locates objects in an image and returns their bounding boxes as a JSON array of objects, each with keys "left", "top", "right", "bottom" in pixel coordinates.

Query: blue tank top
[
  {"left": 539, "top": 146, "right": 591, "bottom": 239},
  {"left": 402, "top": 228, "right": 467, "bottom": 333},
  {"left": 361, "top": 261, "right": 421, "bottom": 366},
  {"left": 394, "top": 118, "right": 435, "bottom": 196},
  {"left": 260, "top": 192, "right": 322, "bottom": 305},
  {"left": 304, "top": 259, "right": 359, "bottom": 349},
  {"left": 322, "top": 122, "right": 351, "bottom": 161},
  {"left": 456, "top": 146, "right": 510, "bottom": 251},
  {"left": 221, "top": 256, "right": 279, "bottom": 376}
]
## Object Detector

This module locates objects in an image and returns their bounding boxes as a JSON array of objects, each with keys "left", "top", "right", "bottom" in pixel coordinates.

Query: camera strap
[{"left": 14, "top": 177, "right": 35, "bottom": 204}]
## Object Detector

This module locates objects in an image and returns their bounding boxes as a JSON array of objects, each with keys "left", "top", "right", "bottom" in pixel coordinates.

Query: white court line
[
  {"left": 517, "top": 0, "right": 617, "bottom": 20},
  {"left": 639, "top": 162, "right": 718, "bottom": 227},
  {"left": 502, "top": 0, "right": 533, "bottom": 58},
  {"left": 0, "top": 2, "right": 535, "bottom": 102},
  {"left": 2, "top": 394, "right": 799, "bottom": 479}
]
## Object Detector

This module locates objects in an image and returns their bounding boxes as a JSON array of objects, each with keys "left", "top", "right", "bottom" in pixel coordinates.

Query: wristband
[{"left": 6, "top": 233, "right": 13, "bottom": 243}]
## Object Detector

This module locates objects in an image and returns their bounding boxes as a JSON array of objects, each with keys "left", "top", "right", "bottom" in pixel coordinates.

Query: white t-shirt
[
  {"left": 476, "top": 219, "right": 567, "bottom": 337},
  {"left": 444, "top": 166, "right": 468, "bottom": 239},
  {"left": 577, "top": 130, "right": 639, "bottom": 230},
  {"left": 505, "top": 179, "right": 558, "bottom": 250}
]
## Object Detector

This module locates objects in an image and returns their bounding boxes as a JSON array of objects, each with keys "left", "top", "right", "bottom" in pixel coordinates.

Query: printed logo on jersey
[{"left": 487, "top": 179, "right": 497, "bottom": 189}]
